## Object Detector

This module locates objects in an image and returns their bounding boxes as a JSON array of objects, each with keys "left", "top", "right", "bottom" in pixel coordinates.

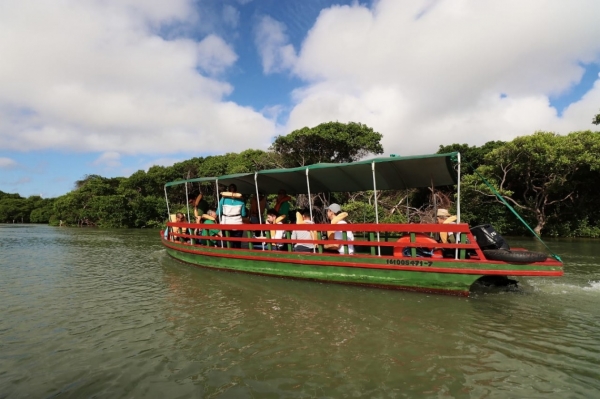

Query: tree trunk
[{"left": 534, "top": 211, "right": 545, "bottom": 236}]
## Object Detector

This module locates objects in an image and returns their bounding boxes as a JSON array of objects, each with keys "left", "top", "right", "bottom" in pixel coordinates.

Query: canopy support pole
[
  {"left": 456, "top": 153, "right": 462, "bottom": 260},
  {"left": 306, "top": 169, "right": 316, "bottom": 253},
  {"left": 254, "top": 173, "right": 262, "bottom": 225},
  {"left": 164, "top": 186, "right": 171, "bottom": 220},
  {"left": 215, "top": 179, "right": 222, "bottom": 247},
  {"left": 185, "top": 182, "right": 191, "bottom": 223},
  {"left": 372, "top": 162, "right": 381, "bottom": 256},
  {"left": 457, "top": 153, "right": 461, "bottom": 224},
  {"left": 306, "top": 169, "right": 314, "bottom": 221}
]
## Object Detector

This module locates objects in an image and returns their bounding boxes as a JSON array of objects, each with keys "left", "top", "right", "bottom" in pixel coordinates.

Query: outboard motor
[{"left": 470, "top": 224, "right": 510, "bottom": 251}]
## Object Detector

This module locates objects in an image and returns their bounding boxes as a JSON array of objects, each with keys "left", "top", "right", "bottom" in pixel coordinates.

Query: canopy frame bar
[
  {"left": 254, "top": 173, "right": 263, "bottom": 225},
  {"left": 372, "top": 161, "right": 381, "bottom": 256}
]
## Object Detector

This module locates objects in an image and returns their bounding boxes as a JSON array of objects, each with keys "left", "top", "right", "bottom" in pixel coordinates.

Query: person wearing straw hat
[{"left": 436, "top": 208, "right": 457, "bottom": 244}]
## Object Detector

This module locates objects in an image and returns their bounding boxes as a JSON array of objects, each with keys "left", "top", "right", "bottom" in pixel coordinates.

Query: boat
[{"left": 160, "top": 152, "right": 563, "bottom": 296}]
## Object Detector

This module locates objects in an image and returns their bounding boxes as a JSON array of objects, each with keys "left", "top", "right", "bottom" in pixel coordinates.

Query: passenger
[
  {"left": 217, "top": 184, "right": 246, "bottom": 248},
  {"left": 249, "top": 192, "right": 267, "bottom": 224},
  {"left": 193, "top": 193, "right": 210, "bottom": 223},
  {"left": 291, "top": 208, "right": 316, "bottom": 252},
  {"left": 324, "top": 203, "right": 354, "bottom": 254},
  {"left": 200, "top": 209, "right": 221, "bottom": 247},
  {"left": 436, "top": 208, "right": 457, "bottom": 244},
  {"left": 273, "top": 189, "right": 292, "bottom": 222},
  {"left": 179, "top": 213, "right": 191, "bottom": 243},
  {"left": 266, "top": 208, "right": 285, "bottom": 250},
  {"left": 172, "top": 212, "right": 184, "bottom": 241}
]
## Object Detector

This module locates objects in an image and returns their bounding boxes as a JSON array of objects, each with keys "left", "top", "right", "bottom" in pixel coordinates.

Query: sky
[{"left": 1, "top": 0, "right": 600, "bottom": 198}]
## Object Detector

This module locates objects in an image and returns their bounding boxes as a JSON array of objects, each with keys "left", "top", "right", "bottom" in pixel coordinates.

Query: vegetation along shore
[{"left": 2, "top": 122, "right": 599, "bottom": 238}]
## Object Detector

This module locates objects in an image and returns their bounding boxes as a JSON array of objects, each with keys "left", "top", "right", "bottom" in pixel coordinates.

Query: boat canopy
[{"left": 164, "top": 152, "right": 459, "bottom": 194}]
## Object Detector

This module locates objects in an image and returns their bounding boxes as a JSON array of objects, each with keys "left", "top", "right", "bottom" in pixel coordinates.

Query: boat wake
[
  {"left": 583, "top": 280, "right": 600, "bottom": 291},
  {"left": 151, "top": 249, "right": 167, "bottom": 259},
  {"left": 525, "top": 279, "right": 600, "bottom": 295}
]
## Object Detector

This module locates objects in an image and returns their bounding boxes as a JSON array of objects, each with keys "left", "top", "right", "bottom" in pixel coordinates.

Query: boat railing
[{"left": 165, "top": 221, "right": 485, "bottom": 260}]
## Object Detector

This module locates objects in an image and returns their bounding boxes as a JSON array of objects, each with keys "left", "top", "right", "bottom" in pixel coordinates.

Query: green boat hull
[{"left": 162, "top": 239, "right": 562, "bottom": 296}]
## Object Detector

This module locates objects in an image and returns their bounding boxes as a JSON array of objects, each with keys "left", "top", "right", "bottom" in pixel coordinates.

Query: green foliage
[
  {"left": 438, "top": 141, "right": 505, "bottom": 169},
  {"left": 344, "top": 201, "right": 377, "bottom": 224},
  {"left": 270, "top": 122, "right": 383, "bottom": 167},
  {"left": 459, "top": 131, "right": 600, "bottom": 236},
  {"left": 593, "top": 109, "right": 600, "bottom": 125},
  {"left": 6, "top": 124, "right": 600, "bottom": 238}
]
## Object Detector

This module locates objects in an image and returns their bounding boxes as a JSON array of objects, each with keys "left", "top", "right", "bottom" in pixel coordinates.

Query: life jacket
[
  {"left": 270, "top": 215, "right": 286, "bottom": 240},
  {"left": 201, "top": 214, "right": 216, "bottom": 221},
  {"left": 296, "top": 211, "right": 318, "bottom": 242},
  {"left": 274, "top": 196, "right": 291, "bottom": 212},
  {"left": 327, "top": 212, "right": 348, "bottom": 240},
  {"left": 440, "top": 215, "right": 457, "bottom": 243}
]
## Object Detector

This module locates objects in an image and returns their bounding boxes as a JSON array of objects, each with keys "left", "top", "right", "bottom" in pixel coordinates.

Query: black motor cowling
[{"left": 470, "top": 224, "right": 510, "bottom": 251}]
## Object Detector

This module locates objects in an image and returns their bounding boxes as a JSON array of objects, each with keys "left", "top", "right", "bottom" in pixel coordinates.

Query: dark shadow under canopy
[{"left": 165, "top": 152, "right": 459, "bottom": 194}]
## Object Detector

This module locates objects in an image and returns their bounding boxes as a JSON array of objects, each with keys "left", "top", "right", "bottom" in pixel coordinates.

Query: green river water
[{"left": 1, "top": 224, "right": 599, "bottom": 398}]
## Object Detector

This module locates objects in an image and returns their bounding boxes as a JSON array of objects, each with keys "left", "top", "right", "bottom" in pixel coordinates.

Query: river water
[{"left": 1, "top": 225, "right": 599, "bottom": 398}]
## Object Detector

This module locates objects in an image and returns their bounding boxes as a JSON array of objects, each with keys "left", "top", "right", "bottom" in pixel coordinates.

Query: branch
[
  {"left": 498, "top": 194, "right": 534, "bottom": 212},
  {"left": 545, "top": 191, "right": 575, "bottom": 206}
]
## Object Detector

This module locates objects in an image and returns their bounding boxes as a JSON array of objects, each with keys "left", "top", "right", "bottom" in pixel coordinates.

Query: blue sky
[{"left": 1, "top": 0, "right": 600, "bottom": 198}]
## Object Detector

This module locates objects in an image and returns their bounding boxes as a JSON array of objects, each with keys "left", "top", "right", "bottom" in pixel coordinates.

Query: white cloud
[
  {"left": 0, "top": 0, "right": 276, "bottom": 156},
  {"left": 254, "top": 16, "right": 298, "bottom": 74},
  {"left": 197, "top": 35, "right": 238, "bottom": 75},
  {"left": 0, "top": 157, "right": 18, "bottom": 170},
  {"left": 92, "top": 152, "right": 122, "bottom": 168},
  {"left": 283, "top": 0, "right": 600, "bottom": 155}
]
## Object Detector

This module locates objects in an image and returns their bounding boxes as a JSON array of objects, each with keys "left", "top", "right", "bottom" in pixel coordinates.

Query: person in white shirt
[{"left": 291, "top": 208, "right": 316, "bottom": 252}]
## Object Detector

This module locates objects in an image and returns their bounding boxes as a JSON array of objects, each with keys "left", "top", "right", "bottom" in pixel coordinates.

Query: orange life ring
[{"left": 394, "top": 233, "right": 442, "bottom": 258}]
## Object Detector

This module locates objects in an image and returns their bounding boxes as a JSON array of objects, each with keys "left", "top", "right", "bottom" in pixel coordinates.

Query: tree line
[{"left": 1, "top": 122, "right": 599, "bottom": 237}]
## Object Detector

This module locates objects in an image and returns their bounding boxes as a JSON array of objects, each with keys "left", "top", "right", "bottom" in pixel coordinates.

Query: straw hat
[{"left": 437, "top": 209, "right": 450, "bottom": 218}]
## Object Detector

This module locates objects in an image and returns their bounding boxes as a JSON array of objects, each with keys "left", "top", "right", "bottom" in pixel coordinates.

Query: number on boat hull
[{"left": 387, "top": 259, "right": 433, "bottom": 267}]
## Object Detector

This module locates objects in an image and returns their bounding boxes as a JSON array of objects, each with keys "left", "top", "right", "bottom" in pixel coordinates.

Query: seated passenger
[
  {"left": 436, "top": 208, "right": 457, "bottom": 244},
  {"left": 177, "top": 213, "right": 191, "bottom": 243},
  {"left": 324, "top": 203, "right": 354, "bottom": 254},
  {"left": 291, "top": 208, "right": 316, "bottom": 252},
  {"left": 266, "top": 208, "right": 285, "bottom": 250},
  {"left": 200, "top": 209, "right": 221, "bottom": 246}
]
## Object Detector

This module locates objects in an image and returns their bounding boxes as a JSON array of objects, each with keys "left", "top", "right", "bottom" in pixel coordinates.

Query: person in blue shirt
[{"left": 217, "top": 184, "right": 246, "bottom": 248}]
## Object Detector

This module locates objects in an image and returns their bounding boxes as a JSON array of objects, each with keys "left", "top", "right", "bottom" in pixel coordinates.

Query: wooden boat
[{"left": 160, "top": 152, "right": 563, "bottom": 296}]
